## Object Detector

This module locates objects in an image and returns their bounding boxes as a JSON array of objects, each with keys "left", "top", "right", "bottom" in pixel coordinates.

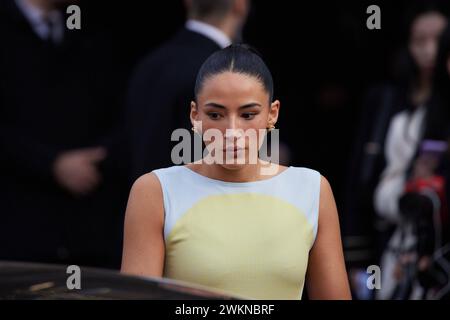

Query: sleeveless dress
[{"left": 152, "top": 165, "right": 321, "bottom": 299}]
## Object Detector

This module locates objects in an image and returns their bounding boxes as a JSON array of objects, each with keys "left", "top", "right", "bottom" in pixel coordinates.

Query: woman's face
[
  {"left": 191, "top": 71, "right": 280, "bottom": 170},
  {"left": 409, "top": 12, "right": 447, "bottom": 76}
]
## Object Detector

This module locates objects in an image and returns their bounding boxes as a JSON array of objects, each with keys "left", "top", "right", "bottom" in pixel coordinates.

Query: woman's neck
[
  {"left": 188, "top": 160, "right": 285, "bottom": 183},
  {"left": 411, "top": 72, "right": 432, "bottom": 107}
]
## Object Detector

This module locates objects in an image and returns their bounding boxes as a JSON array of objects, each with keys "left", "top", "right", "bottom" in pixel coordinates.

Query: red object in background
[{"left": 405, "top": 176, "right": 448, "bottom": 225}]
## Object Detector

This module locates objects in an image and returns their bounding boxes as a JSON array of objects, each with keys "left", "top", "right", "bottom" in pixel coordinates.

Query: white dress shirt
[
  {"left": 185, "top": 19, "right": 232, "bottom": 49},
  {"left": 374, "top": 105, "right": 426, "bottom": 223},
  {"left": 15, "top": 0, "right": 64, "bottom": 44}
]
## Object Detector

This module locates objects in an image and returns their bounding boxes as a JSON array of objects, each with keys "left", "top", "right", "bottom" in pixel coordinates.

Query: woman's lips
[{"left": 223, "top": 147, "right": 245, "bottom": 152}]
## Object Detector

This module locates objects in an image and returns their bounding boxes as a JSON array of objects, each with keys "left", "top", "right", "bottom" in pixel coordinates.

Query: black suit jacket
[
  {"left": 0, "top": 0, "right": 128, "bottom": 267},
  {"left": 126, "top": 28, "right": 221, "bottom": 181}
]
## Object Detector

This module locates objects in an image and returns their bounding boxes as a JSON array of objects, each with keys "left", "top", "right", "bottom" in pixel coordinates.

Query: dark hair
[
  {"left": 401, "top": 1, "right": 447, "bottom": 42},
  {"left": 194, "top": 44, "right": 274, "bottom": 102},
  {"left": 189, "top": 0, "right": 233, "bottom": 20},
  {"left": 393, "top": 1, "right": 448, "bottom": 109},
  {"left": 424, "top": 23, "right": 450, "bottom": 139}
]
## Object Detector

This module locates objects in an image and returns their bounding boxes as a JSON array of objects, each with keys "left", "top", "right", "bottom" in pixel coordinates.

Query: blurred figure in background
[
  {"left": 394, "top": 23, "right": 450, "bottom": 300},
  {"left": 0, "top": 0, "right": 128, "bottom": 268},
  {"left": 126, "top": 0, "right": 250, "bottom": 182},
  {"left": 373, "top": 5, "right": 448, "bottom": 299},
  {"left": 343, "top": 2, "right": 448, "bottom": 299}
]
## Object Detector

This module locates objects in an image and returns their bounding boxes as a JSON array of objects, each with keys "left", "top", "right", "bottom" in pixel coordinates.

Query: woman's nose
[{"left": 224, "top": 118, "right": 243, "bottom": 138}]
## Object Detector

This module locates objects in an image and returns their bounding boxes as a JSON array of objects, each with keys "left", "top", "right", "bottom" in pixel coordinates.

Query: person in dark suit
[
  {"left": 0, "top": 0, "right": 129, "bottom": 268},
  {"left": 126, "top": 0, "right": 250, "bottom": 181}
]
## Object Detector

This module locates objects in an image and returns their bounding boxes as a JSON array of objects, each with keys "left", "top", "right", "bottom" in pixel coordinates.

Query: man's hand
[{"left": 53, "top": 147, "right": 107, "bottom": 196}]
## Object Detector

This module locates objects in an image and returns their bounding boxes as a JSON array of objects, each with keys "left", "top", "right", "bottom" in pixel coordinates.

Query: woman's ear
[
  {"left": 268, "top": 100, "right": 280, "bottom": 126},
  {"left": 190, "top": 101, "right": 198, "bottom": 126}
]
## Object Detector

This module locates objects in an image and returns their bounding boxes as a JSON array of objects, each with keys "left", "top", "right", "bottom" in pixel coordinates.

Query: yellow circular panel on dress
[{"left": 164, "top": 193, "right": 314, "bottom": 300}]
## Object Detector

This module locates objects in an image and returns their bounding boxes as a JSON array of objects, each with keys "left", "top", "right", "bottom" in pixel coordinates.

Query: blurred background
[{"left": 1, "top": 0, "right": 450, "bottom": 299}]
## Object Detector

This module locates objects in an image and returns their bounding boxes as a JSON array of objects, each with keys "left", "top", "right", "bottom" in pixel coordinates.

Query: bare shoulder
[
  {"left": 318, "top": 175, "right": 338, "bottom": 219},
  {"left": 307, "top": 174, "right": 351, "bottom": 299},
  {"left": 121, "top": 172, "right": 165, "bottom": 277},
  {"left": 126, "top": 172, "right": 164, "bottom": 222},
  {"left": 131, "top": 172, "right": 163, "bottom": 195},
  {"left": 319, "top": 175, "right": 333, "bottom": 196}
]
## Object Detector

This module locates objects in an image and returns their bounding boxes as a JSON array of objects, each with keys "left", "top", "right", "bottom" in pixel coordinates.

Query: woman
[
  {"left": 374, "top": 6, "right": 447, "bottom": 299},
  {"left": 121, "top": 44, "right": 351, "bottom": 300},
  {"left": 375, "top": 7, "right": 447, "bottom": 222}
]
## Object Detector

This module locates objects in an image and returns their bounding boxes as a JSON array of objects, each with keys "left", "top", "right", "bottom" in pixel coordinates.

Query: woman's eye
[
  {"left": 242, "top": 113, "right": 257, "bottom": 120},
  {"left": 207, "top": 112, "right": 222, "bottom": 120}
]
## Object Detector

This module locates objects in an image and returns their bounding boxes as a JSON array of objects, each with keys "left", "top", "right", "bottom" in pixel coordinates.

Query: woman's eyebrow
[
  {"left": 204, "top": 102, "right": 226, "bottom": 109},
  {"left": 239, "top": 103, "right": 262, "bottom": 109},
  {"left": 204, "top": 102, "right": 262, "bottom": 109}
]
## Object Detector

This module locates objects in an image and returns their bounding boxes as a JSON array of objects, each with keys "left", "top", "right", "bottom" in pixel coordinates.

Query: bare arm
[
  {"left": 120, "top": 173, "right": 165, "bottom": 278},
  {"left": 306, "top": 176, "right": 352, "bottom": 299}
]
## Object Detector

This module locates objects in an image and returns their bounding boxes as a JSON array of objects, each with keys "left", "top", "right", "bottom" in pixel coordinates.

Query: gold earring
[{"left": 267, "top": 124, "right": 275, "bottom": 131}]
